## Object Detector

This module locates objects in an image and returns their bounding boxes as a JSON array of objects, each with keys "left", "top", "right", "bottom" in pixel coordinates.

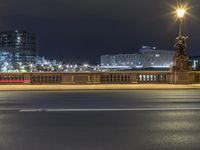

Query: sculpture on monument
[{"left": 171, "top": 35, "right": 191, "bottom": 72}]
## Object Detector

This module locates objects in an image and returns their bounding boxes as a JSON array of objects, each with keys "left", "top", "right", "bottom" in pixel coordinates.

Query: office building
[
  {"left": 100, "top": 46, "right": 175, "bottom": 69},
  {"left": 189, "top": 56, "right": 200, "bottom": 70},
  {"left": 0, "top": 30, "right": 37, "bottom": 64},
  {"left": 0, "top": 49, "right": 13, "bottom": 72},
  {"left": 100, "top": 55, "right": 116, "bottom": 66},
  {"left": 139, "top": 46, "right": 174, "bottom": 68}
]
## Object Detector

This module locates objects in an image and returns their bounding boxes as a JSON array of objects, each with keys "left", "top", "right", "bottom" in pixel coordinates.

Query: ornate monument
[{"left": 171, "top": 36, "right": 192, "bottom": 72}]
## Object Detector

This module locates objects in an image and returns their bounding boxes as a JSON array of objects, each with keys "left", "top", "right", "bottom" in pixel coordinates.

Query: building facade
[
  {"left": 189, "top": 56, "right": 200, "bottom": 70},
  {"left": 139, "top": 46, "right": 174, "bottom": 68},
  {"left": 0, "top": 50, "right": 13, "bottom": 72},
  {"left": 100, "top": 46, "right": 175, "bottom": 69},
  {"left": 0, "top": 30, "right": 37, "bottom": 64},
  {"left": 115, "top": 54, "right": 141, "bottom": 67},
  {"left": 100, "top": 55, "right": 116, "bottom": 66}
]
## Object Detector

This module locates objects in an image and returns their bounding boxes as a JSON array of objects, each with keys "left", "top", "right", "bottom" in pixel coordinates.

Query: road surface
[{"left": 0, "top": 90, "right": 200, "bottom": 150}]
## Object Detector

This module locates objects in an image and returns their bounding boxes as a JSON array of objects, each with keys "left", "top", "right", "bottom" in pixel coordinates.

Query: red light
[{"left": 0, "top": 80, "right": 31, "bottom": 83}]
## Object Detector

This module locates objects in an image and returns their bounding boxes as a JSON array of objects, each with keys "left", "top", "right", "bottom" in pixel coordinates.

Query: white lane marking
[
  {"left": 19, "top": 109, "right": 46, "bottom": 112},
  {"left": 0, "top": 108, "right": 19, "bottom": 111},
  {"left": 19, "top": 108, "right": 200, "bottom": 112}
]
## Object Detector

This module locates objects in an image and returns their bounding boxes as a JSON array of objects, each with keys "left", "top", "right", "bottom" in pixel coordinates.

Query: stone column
[
  {"left": 131, "top": 73, "right": 138, "bottom": 84},
  {"left": 24, "top": 73, "right": 31, "bottom": 84}
]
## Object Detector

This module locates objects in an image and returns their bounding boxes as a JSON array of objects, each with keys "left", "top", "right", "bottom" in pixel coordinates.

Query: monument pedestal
[
  {"left": 171, "top": 54, "right": 191, "bottom": 72},
  {"left": 171, "top": 72, "right": 191, "bottom": 84}
]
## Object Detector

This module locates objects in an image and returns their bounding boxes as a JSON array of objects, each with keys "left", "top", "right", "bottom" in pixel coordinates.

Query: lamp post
[
  {"left": 171, "top": 5, "right": 192, "bottom": 84},
  {"left": 176, "top": 8, "right": 186, "bottom": 36}
]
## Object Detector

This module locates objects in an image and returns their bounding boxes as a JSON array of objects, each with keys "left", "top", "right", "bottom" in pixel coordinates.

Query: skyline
[{"left": 0, "top": 0, "right": 200, "bottom": 63}]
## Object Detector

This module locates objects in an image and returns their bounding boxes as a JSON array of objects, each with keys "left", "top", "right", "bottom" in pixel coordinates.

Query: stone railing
[
  {"left": 0, "top": 71, "right": 199, "bottom": 84},
  {"left": 190, "top": 72, "right": 200, "bottom": 83},
  {"left": 0, "top": 73, "right": 27, "bottom": 84},
  {"left": 135, "top": 71, "right": 170, "bottom": 83}
]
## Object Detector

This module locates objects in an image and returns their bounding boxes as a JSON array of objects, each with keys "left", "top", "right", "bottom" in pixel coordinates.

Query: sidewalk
[{"left": 0, "top": 84, "right": 200, "bottom": 91}]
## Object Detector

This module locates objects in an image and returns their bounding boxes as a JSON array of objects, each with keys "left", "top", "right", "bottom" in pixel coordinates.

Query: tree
[{"left": 12, "top": 63, "right": 20, "bottom": 71}]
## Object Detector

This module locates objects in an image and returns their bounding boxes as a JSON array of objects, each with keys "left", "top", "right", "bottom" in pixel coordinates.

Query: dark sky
[{"left": 0, "top": 0, "right": 200, "bottom": 64}]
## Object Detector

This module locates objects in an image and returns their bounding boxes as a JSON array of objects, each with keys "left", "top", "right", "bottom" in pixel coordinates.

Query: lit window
[{"left": 155, "top": 54, "right": 160, "bottom": 57}]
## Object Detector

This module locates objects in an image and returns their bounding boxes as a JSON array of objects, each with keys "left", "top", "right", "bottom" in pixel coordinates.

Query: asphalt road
[{"left": 0, "top": 90, "right": 200, "bottom": 150}]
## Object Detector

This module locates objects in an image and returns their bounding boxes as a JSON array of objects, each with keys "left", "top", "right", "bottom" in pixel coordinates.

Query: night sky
[{"left": 0, "top": 0, "right": 200, "bottom": 64}]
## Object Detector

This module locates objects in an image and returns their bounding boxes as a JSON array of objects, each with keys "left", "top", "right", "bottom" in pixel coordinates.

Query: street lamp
[
  {"left": 176, "top": 8, "right": 186, "bottom": 36},
  {"left": 171, "top": 4, "right": 192, "bottom": 75}
]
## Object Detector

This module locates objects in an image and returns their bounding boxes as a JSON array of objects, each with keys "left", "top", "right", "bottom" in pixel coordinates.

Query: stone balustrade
[{"left": 0, "top": 71, "right": 199, "bottom": 84}]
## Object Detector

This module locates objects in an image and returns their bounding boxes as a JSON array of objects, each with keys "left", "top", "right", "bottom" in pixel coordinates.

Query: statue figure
[
  {"left": 174, "top": 36, "right": 188, "bottom": 56},
  {"left": 171, "top": 35, "right": 191, "bottom": 72}
]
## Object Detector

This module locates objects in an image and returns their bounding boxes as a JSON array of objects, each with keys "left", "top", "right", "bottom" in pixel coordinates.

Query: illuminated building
[
  {"left": 0, "top": 50, "right": 12, "bottom": 63},
  {"left": 139, "top": 46, "right": 174, "bottom": 68},
  {"left": 0, "top": 30, "right": 37, "bottom": 64},
  {"left": 189, "top": 56, "right": 200, "bottom": 70},
  {"left": 0, "top": 49, "right": 13, "bottom": 72},
  {"left": 100, "top": 55, "right": 116, "bottom": 66},
  {"left": 100, "top": 46, "right": 175, "bottom": 69}
]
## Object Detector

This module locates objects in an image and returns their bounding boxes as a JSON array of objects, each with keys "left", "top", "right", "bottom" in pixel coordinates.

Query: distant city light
[{"left": 83, "top": 64, "right": 89, "bottom": 67}]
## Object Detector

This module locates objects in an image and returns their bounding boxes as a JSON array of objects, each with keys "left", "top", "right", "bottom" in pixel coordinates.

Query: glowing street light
[
  {"left": 176, "top": 7, "right": 186, "bottom": 36},
  {"left": 177, "top": 8, "right": 186, "bottom": 19}
]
